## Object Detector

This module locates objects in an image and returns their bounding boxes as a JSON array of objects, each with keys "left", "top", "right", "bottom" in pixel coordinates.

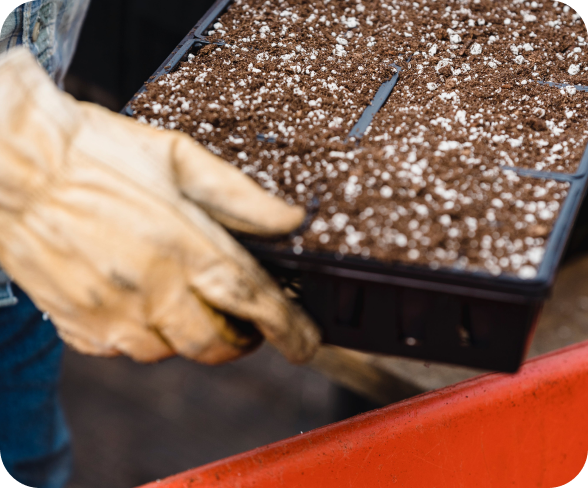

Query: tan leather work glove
[{"left": 0, "top": 48, "right": 320, "bottom": 364}]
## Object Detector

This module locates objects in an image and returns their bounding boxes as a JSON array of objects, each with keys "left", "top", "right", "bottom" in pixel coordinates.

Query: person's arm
[{"left": 0, "top": 0, "right": 91, "bottom": 85}]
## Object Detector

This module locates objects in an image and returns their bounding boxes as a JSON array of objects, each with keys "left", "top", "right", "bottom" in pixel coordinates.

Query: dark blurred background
[
  {"left": 62, "top": 2, "right": 378, "bottom": 488},
  {"left": 62, "top": 346, "right": 365, "bottom": 488},
  {"left": 65, "top": 0, "right": 217, "bottom": 111}
]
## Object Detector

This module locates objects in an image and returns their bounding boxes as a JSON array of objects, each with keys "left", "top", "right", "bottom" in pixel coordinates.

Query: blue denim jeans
[{"left": 0, "top": 285, "right": 71, "bottom": 488}]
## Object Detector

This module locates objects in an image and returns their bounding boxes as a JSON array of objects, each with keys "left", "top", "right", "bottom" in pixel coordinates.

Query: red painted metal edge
[{"left": 141, "top": 341, "right": 588, "bottom": 488}]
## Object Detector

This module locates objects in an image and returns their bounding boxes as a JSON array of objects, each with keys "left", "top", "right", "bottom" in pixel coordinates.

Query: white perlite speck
[
  {"left": 345, "top": 17, "right": 358, "bottom": 28},
  {"left": 436, "top": 59, "right": 452, "bottom": 72},
  {"left": 450, "top": 34, "right": 462, "bottom": 44},
  {"left": 568, "top": 64, "right": 581, "bottom": 75},
  {"left": 439, "top": 215, "right": 452, "bottom": 226},
  {"left": 470, "top": 43, "right": 482, "bottom": 55},
  {"left": 380, "top": 186, "right": 392, "bottom": 198},
  {"left": 438, "top": 141, "right": 461, "bottom": 151},
  {"left": 334, "top": 44, "right": 346, "bottom": 56},
  {"left": 518, "top": 266, "right": 538, "bottom": 279},
  {"left": 332, "top": 213, "right": 349, "bottom": 231},
  {"left": 311, "top": 219, "right": 329, "bottom": 234}
]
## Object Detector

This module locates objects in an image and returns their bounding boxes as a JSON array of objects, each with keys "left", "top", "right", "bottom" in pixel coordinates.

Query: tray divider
[
  {"left": 535, "top": 80, "right": 588, "bottom": 92},
  {"left": 346, "top": 64, "right": 403, "bottom": 142},
  {"left": 499, "top": 166, "right": 577, "bottom": 182}
]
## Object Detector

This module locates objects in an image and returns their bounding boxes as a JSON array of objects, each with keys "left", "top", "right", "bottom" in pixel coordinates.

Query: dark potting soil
[{"left": 131, "top": 0, "right": 588, "bottom": 279}]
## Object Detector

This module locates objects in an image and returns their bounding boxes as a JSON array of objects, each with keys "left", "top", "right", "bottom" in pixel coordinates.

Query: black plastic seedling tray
[{"left": 123, "top": 0, "right": 588, "bottom": 372}]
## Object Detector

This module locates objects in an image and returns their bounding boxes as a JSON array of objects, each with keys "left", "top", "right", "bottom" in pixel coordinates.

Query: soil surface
[{"left": 132, "top": 0, "right": 588, "bottom": 279}]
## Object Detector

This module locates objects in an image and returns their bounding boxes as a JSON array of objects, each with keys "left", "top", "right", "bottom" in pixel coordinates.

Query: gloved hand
[{"left": 0, "top": 48, "right": 320, "bottom": 364}]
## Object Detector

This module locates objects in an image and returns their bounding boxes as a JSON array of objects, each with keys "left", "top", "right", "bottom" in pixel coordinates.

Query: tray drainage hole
[
  {"left": 399, "top": 289, "right": 430, "bottom": 345},
  {"left": 457, "top": 303, "right": 473, "bottom": 347},
  {"left": 335, "top": 282, "right": 364, "bottom": 328},
  {"left": 457, "top": 327, "right": 471, "bottom": 347}
]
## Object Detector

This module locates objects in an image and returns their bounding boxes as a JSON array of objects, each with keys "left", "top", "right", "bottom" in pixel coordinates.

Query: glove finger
[
  {"left": 171, "top": 135, "right": 305, "bottom": 236},
  {"left": 189, "top": 272, "right": 319, "bottom": 365},
  {"left": 175, "top": 200, "right": 321, "bottom": 364},
  {"left": 145, "top": 265, "right": 262, "bottom": 365},
  {"left": 76, "top": 103, "right": 304, "bottom": 236}
]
